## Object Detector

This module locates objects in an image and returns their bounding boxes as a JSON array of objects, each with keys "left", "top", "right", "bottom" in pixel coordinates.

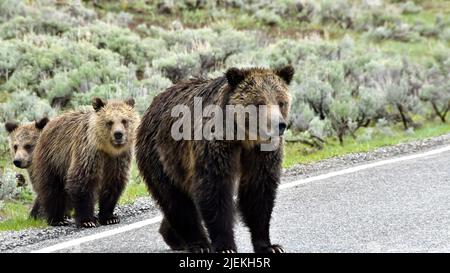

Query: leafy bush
[
  {"left": 0, "top": 90, "right": 55, "bottom": 122},
  {"left": 152, "top": 51, "right": 200, "bottom": 83},
  {"left": 399, "top": 1, "right": 422, "bottom": 15},
  {"left": 420, "top": 82, "right": 450, "bottom": 123},
  {"left": 253, "top": 9, "right": 282, "bottom": 27},
  {"left": 318, "top": 0, "right": 354, "bottom": 29},
  {"left": 0, "top": 168, "right": 19, "bottom": 201}
]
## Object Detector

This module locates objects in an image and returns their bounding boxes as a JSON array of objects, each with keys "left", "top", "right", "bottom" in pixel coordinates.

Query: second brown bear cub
[
  {"left": 5, "top": 118, "right": 49, "bottom": 218},
  {"left": 32, "top": 98, "right": 139, "bottom": 227}
]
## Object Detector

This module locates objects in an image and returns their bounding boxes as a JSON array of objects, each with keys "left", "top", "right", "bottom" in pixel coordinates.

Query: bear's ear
[
  {"left": 275, "top": 65, "right": 294, "bottom": 85},
  {"left": 5, "top": 122, "right": 18, "bottom": 134},
  {"left": 226, "top": 67, "right": 247, "bottom": 88},
  {"left": 35, "top": 117, "right": 49, "bottom": 130},
  {"left": 92, "top": 97, "right": 106, "bottom": 112},
  {"left": 125, "top": 98, "right": 135, "bottom": 108}
]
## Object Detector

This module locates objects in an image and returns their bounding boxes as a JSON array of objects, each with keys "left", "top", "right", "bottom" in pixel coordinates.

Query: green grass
[
  {"left": 0, "top": 202, "right": 46, "bottom": 231},
  {"left": 119, "top": 180, "right": 148, "bottom": 205},
  {"left": 283, "top": 121, "right": 450, "bottom": 168}
]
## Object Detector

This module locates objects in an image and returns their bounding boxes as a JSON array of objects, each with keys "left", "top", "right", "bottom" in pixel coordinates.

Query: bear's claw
[
  {"left": 187, "top": 244, "right": 211, "bottom": 253},
  {"left": 257, "top": 244, "right": 285, "bottom": 253},
  {"left": 50, "top": 219, "right": 70, "bottom": 226},
  {"left": 77, "top": 219, "right": 98, "bottom": 228},
  {"left": 99, "top": 215, "right": 120, "bottom": 225},
  {"left": 218, "top": 249, "right": 236, "bottom": 253}
]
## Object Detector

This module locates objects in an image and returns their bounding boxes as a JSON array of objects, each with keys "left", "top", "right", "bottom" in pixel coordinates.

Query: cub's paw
[
  {"left": 29, "top": 210, "right": 42, "bottom": 220},
  {"left": 255, "top": 244, "right": 285, "bottom": 253},
  {"left": 77, "top": 218, "right": 98, "bottom": 228},
  {"left": 187, "top": 243, "right": 211, "bottom": 253},
  {"left": 99, "top": 215, "right": 120, "bottom": 225},
  {"left": 49, "top": 219, "right": 70, "bottom": 227}
]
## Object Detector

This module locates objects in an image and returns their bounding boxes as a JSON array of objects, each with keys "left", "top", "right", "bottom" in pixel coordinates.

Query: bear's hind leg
[
  {"left": 29, "top": 198, "right": 42, "bottom": 219},
  {"left": 39, "top": 172, "right": 69, "bottom": 226},
  {"left": 146, "top": 172, "right": 210, "bottom": 252}
]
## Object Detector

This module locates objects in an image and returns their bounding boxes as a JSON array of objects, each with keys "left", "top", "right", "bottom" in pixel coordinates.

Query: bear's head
[
  {"left": 4, "top": 118, "right": 49, "bottom": 169},
  {"left": 91, "top": 97, "right": 139, "bottom": 156},
  {"left": 225, "top": 65, "right": 294, "bottom": 143}
]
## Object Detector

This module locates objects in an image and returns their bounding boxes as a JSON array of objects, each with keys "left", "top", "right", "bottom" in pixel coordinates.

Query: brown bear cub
[
  {"left": 136, "top": 66, "right": 294, "bottom": 253},
  {"left": 32, "top": 98, "right": 139, "bottom": 227},
  {"left": 5, "top": 118, "right": 49, "bottom": 218}
]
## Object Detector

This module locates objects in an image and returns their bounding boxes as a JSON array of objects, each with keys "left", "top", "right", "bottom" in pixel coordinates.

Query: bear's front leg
[
  {"left": 195, "top": 142, "right": 238, "bottom": 253},
  {"left": 98, "top": 154, "right": 130, "bottom": 225},
  {"left": 66, "top": 168, "right": 98, "bottom": 228},
  {"left": 238, "top": 147, "right": 285, "bottom": 253},
  {"left": 29, "top": 198, "right": 42, "bottom": 219}
]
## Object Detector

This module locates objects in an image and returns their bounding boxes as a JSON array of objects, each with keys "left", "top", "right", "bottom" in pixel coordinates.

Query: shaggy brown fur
[
  {"left": 136, "top": 66, "right": 294, "bottom": 253},
  {"left": 31, "top": 98, "right": 139, "bottom": 227},
  {"left": 5, "top": 118, "right": 49, "bottom": 218}
]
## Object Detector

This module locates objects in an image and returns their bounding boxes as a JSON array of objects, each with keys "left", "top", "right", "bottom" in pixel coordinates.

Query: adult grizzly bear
[
  {"left": 136, "top": 66, "right": 294, "bottom": 253},
  {"left": 5, "top": 118, "right": 49, "bottom": 218},
  {"left": 32, "top": 98, "right": 139, "bottom": 227}
]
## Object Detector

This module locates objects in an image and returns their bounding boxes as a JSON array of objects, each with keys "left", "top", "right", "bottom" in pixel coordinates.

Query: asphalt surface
[{"left": 7, "top": 147, "right": 450, "bottom": 253}]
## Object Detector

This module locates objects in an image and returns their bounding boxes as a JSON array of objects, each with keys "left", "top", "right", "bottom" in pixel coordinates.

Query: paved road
[{"left": 12, "top": 149, "right": 450, "bottom": 252}]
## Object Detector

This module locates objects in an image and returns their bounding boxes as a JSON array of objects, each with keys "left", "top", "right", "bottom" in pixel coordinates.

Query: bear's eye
[
  {"left": 106, "top": 121, "right": 113, "bottom": 127},
  {"left": 13, "top": 145, "right": 18, "bottom": 151},
  {"left": 121, "top": 119, "right": 127, "bottom": 126},
  {"left": 24, "top": 144, "right": 32, "bottom": 151},
  {"left": 279, "top": 102, "right": 285, "bottom": 108}
]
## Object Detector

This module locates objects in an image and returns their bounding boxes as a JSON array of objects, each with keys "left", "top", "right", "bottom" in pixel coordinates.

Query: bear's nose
[
  {"left": 13, "top": 159, "right": 22, "bottom": 168},
  {"left": 278, "top": 122, "right": 287, "bottom": 136},
  {"left": 114, "top": 131, "right": 124, "bottom": 140}
]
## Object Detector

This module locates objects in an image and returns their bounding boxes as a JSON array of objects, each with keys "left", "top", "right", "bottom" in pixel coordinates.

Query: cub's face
[
  {"left": 226, "top": 66, "right": 294, "bottom": 141},
  {"left": 4, "top": 118, "right": 49, "bottom": 169},
  {"left": 92, "top": 97, "right": 139, "bottom": 156}
]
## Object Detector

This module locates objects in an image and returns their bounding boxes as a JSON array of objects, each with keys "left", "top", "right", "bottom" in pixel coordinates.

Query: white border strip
[{"left": 31, "top": 145, "right": 450, "bottom": 253}]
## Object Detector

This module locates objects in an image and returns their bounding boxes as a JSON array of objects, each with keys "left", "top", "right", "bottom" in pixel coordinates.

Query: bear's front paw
[
  {"left": 187, "top": 242, "right": 211, "bottom": 253},
  {"left": 76, "top": 218, "right": 98, "bottom": 228},
  {"left": 255, "top": 244, "right": 285, "bottom": 253},
  {"left": 49, "top": 219, "right": 70, "bottom": 227},
  {"left": 213, "top": 242, "right": 237, "bottom": 253},
  {"left": 217, "top": 249, "right": 236, "bottom": 253},
  {"left": 99, "top": 215, "right": 120, "bottom": 225}
]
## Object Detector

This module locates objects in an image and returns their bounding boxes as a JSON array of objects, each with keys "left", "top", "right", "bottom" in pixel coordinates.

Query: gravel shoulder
[{"left": 2, "top": 133, "right": 450, "bottom": 252}]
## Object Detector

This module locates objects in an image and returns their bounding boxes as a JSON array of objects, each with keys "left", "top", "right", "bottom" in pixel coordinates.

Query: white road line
[
  {"left": 31, "top": 145, "right": 450, "bottom": 253},
  {"left": 280, "top": 145, "right": 450, "bottom": 189},
  {"left": 31, "top": 216, "right": 163, "bottom": 253}
]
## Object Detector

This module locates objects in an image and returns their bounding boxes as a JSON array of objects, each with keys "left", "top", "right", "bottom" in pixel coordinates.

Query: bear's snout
[
  {"left": 112, "top": 130, "right": 127, "bottom": 146},
  {"left": 13, "top": 159, "right": 22, "bottom": 168},
  {"left": 114, "top": 131, "right": 123, "bottom": 141},
  {"left": 13, "top": 158, "right": 30, "bottom": 168}
]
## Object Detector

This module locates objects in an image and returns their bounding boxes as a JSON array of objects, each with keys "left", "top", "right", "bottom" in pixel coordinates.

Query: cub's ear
[
  {"left": 125, "top": 98, "right": 135, "bottom": 108},
  {"left": 5, "top": 122, "right": 18, "bottom": 134},
  {"left": 35, "top": 117, "right": 49, "bottom": 130},
  {"left": 226, "top": 67, "right": 247, "bottom": 88},
  {"left": 92, "top": 97, "right": 106, "bottom": 112},
  {"left": 275, "top": 65, "right": 294, "bottom": 85}
]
